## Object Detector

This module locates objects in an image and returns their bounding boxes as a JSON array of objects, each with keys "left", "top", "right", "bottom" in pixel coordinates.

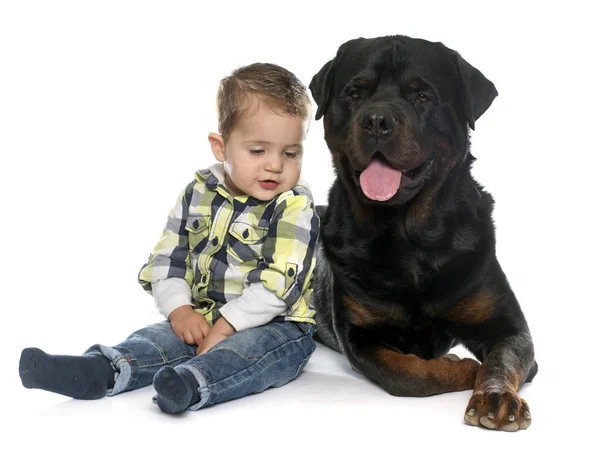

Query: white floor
[{"left": 5, "top": 334, "right": 588, "bottom": 457}]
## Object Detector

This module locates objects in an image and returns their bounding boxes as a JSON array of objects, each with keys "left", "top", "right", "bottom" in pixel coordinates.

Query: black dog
[{"left": 309, "top": 35, "right": 537, "bottom": 431}]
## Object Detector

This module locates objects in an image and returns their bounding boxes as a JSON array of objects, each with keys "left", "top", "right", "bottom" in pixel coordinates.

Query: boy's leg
[
  {"left": 19, "top": 321, "right": 196, "bottom": 399},
  {"left": 153, "top": 321, "right": 316, "bottom": 413},
  {"left": 87, "top": 321, "right": 197, "bottom": 395}
]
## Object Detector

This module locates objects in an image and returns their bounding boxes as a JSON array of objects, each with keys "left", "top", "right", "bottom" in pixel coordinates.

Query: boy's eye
[
  {"left": 249, "top": 148, "right": 265, "bottom": 155},
  {"left": 285, "top": 151, "right": 299, "bottom": 158}
]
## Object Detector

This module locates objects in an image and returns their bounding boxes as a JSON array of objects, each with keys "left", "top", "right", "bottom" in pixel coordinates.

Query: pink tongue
[{"left": 359, "top": 157, "right": 402, "bottom": 201}]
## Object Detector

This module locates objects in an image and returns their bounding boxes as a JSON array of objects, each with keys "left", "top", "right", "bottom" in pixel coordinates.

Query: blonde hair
[{"left": 216, "top": 63, "right": 311, "bottom": 139}]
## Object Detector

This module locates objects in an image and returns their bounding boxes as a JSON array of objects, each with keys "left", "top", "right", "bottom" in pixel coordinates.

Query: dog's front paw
[
  {"left": 464, "top": 388, "right": 531, "bottom": 431},
  {"left": 438, "top": 355, "right": 480, "bottom": 391}
]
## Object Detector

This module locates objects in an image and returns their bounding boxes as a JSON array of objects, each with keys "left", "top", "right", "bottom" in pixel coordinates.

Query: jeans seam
[
  {"left": 124, "top": 334, "right": 194, "bottom": 367},
  {"left": 135, "top": 353, "right": 192, "bottom": 367},
  {"left": 292, "top": 340, "right": 316, "bottom": 379},
  {"left": 129, "top": 334, "right": 168, "bottom": 363},
  {"left": 265, "top": 326, "right": 289, "bottom": 345}
]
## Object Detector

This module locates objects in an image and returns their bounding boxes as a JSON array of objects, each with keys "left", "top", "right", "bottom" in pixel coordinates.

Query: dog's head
[{"left": 310, "top": 35, "right": 497, "bottom": 206}]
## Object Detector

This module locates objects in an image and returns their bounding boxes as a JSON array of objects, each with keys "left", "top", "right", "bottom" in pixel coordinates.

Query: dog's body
[{"left": 309, "top": 35, "right": 537, "bottom": 431}]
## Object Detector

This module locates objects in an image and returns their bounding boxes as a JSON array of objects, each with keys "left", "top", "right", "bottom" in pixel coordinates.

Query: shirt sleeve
[
  {"left": 219, "top": 282, "right": 288, "bottom": 331},
  {"left": 245, "top": 191, "right": 319, "bottom": 309},
  {"left": 152, "top": 277, "right": 193, "bottom": 319},
  {"left": 138, "top": 181, "right": 196, "bottom": 296}
]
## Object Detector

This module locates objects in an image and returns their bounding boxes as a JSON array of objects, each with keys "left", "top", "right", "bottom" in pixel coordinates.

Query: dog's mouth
[{"left": 358, "top": 152, "right": 436, "bottom": 201}]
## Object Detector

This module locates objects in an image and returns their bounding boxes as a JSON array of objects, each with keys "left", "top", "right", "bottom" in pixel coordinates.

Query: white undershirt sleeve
[{"left": 151, "top": 277, "right": 193, "bottom": 319}]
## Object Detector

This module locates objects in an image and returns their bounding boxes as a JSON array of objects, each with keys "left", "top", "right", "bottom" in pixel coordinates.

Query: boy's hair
[{"left": 216, "top": 63, "right": 311, "bottom": 139}]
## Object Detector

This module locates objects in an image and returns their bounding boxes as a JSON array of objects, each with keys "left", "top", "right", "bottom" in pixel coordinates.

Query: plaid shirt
[{"left": 138, "top": 165, "right": 319, "bottom": 327}]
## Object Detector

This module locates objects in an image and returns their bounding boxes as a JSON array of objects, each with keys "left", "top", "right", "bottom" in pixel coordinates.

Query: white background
[{"left": 1, "top": 0, "right": 598, "bottom": 456}]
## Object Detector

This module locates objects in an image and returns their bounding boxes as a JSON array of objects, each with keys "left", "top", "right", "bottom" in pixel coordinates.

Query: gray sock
[
  {"left": 153, "top": 366, "right": 200, "bottom": 414},
  {"left": 19, "top": 347, "right": 115, "bottom": 400}
]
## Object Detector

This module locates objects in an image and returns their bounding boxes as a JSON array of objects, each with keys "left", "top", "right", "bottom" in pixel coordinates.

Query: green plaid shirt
[{"left": 138, "top": 165, "right": 319, "bottom": 327}]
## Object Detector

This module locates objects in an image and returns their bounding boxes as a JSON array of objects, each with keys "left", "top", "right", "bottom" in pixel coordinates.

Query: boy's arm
[
  {"left": 219, "top": 282, "right": 288, "bottom": 331},
  {"left": 138, "top": 181, "right": 210, "bottom": 345},
  {"left": 138, "top": 181, "right": 196, "bottom": 299},
  {"left": 219, "top": 192, "right": 319, "bottom": 331},
  {"left": 196, "top": 315, "right": 236, "bottom": 354},
  {"left": 200, "top": 283, "right": 288, "bottom": 354},
  {"left": 152, "top": 277, "right": 193, "bottom": 319}
]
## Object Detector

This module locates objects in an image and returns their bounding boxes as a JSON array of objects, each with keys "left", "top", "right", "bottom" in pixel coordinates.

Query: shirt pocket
[
  {"left": 227, "top": 218, "right": 269, "bottom": 263},
  {"left": 185, "top": 215, "right": 211, "bottom": 254}
]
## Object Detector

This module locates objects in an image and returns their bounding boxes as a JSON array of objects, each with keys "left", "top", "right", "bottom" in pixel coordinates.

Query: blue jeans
[{"left": 85, "top": 320, "right": 316, "bottom": 410}]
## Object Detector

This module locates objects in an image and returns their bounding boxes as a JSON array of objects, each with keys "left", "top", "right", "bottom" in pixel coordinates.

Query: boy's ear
[{"left": 208, "top": 133, "right": 225, "bottom": 162}]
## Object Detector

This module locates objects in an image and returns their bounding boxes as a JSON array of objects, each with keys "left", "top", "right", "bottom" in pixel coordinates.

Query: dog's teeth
[
  {"left": 523, "top": 411, "right": 531, "bottom": 420},
  {"left": 487, "top": 412, "right": 495, "bottom": 419},
  {"left": 508, "top": 415, "right": 515, "bottom": 422},
  {"left": 466, "top": 409, "right": 476, "bottom": 417}
]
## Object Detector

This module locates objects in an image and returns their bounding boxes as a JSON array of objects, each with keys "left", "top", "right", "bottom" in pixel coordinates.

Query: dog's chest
[{"left": 331, "top": 230, "right": 441, "bottom": 290}]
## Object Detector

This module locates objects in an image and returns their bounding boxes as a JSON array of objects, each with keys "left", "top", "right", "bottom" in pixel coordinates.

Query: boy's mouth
[{"left": 258, "top": 180, "right": 279, "bottom": 190}]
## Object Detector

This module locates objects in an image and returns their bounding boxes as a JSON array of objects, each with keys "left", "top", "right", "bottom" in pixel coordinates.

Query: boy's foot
[
  {"left": 153, "top": 367, "right": 200, "bottom": 414},
  {"left": 19, "top": 347, "right": 115, "bottom": 400}
]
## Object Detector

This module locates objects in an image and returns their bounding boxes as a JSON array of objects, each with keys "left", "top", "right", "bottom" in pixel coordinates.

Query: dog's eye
[
  {"left": 348, "top": 90, "right": 361, "bottom": 101},
  {"left": 416, "top": 93, "right": 430, "bottom": 103}
]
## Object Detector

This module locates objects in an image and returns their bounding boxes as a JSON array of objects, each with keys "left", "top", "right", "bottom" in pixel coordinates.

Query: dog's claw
[
  {"left": 501, "top": 422, "right": 519, "bottom": 432},
  {"left": 465, "top": 389, "right": 532, "bottom": 431},
  {"left": 479, "top": 416, "right": 496, "bottom": 429},
  {"left": 443, "top": 353, "right": 460, "bottom": 362},
  {"left": 464, "top": 409, "right": 479, "bottom": 426},
  {"left": 520, "top": 417, "right": 532, "bottom": 430}
]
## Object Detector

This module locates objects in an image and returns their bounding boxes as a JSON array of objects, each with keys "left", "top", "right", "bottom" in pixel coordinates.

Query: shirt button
[
  {"left": 287, "top": 268, "right": 295, "bottom": 277},
  {"left": 212, "top": 237, "right": 218, "bottom": 246},
  {"left": 242, "top": 229, "right": 249, "bottom": 239}
]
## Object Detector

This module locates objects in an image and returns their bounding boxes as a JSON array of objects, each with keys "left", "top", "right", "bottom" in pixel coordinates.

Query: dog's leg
[
  {"left": 463, "top": 333, "right": 536, "bottom": 432},
  {"left": 341, "top": 326, "right": 480, "bottom": 397},
  {"left": 442, "top": 275, "right": 537, "bottom": 431}
]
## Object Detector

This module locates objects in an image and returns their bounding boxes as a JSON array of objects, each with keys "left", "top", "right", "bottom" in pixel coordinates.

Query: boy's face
[{"left": 209, "top": 104, "right": 307, "bottom": 201}]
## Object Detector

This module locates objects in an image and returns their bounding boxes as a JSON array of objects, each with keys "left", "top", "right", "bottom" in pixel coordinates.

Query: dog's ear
[
  {"left": 311, "top": 39, "right": 365, "bottom": 120},
  {"left": 456, "top": 53, "right": 498, "bottom": 130},
  {"left": 310, "top": 56, "right": 338, "bottom": 121}
]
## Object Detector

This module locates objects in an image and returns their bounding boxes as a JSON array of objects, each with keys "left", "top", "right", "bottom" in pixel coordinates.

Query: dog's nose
[{"left": 361, "top": 109, "right": 393, "bottom": 137}]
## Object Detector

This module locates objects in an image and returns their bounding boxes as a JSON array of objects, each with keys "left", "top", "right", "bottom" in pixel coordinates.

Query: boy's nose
[{"left": 264, "top": 153, "right": 283, "bottom": 172}]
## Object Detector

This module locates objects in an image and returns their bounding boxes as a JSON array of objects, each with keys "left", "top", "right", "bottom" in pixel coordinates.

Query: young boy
[{"left": 19, "top": 63, "right": 319, "bottom": 414}]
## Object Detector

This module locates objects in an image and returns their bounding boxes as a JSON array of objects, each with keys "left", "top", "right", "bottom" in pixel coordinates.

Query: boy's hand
[
  {"left": 168, "top": 305, "right": 210, "bottom": 346},
  {"left": 196, "top": 317, "right": 236, "bottom": 355}
]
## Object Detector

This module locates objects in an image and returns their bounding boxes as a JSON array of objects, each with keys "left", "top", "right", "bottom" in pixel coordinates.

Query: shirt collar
[{"left": 196, "top": 164, "right": 225, "bottom": 193}]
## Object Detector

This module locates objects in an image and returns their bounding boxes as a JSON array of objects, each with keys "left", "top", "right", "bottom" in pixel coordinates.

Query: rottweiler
[{"left": 309, "top": 35, "right": 538, "bottom": 431}]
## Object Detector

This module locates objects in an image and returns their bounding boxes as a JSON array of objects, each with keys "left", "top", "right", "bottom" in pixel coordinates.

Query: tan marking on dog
[
  {"left": 343, "top": 296, "right": 380, "bottom": 326},
  {"left": 444, "top": 288, "right": 498, "bottom": 324},
  {"left": 375, "top": 348, "right": 479, "bottom": 394}
]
